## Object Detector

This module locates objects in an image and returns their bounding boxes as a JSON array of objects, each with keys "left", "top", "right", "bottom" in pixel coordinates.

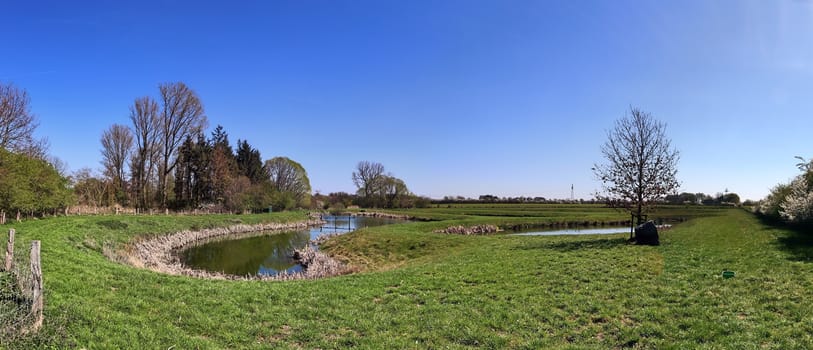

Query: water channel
[
  {"left": 509, "top": 226, "right": 630, "bottom": 236},
  {"left": 180, "top": 215, "right": 404, "bottom": 277}
]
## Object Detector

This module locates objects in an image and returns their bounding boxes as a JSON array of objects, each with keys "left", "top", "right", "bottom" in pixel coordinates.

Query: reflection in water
[
  {"left": 181, "top": 215, "right": 403, "bottom": 277},
  {"left": 315, "top": 215, "right": 404, "bottom": 238},
  {"left": 182, "top": 230, "right": 310, "bottom": 276},
  {"left": 510, "top": 227, "right": 629, "bottom": 236}
]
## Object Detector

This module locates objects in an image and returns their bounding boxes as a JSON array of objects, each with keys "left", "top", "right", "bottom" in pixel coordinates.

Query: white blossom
[{"left": 780, "top": 176, "right": 813, "bottom": 223}]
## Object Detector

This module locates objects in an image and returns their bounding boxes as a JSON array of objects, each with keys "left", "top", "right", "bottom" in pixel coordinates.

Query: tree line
[
  {"left": 0, "top": 82, "right": 72, "bottom": 219},
  {"left": 310, "top": 161, "right": 430, "bottom": 211},
  {"left": 83, "top": 82, "right": 312, "bottom": 212}
]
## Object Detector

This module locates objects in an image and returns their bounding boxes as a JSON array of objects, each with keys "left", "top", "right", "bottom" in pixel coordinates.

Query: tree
[
  {"left": 0, "top": 82, "right": 49, "bottom": 157},
  {"left": 593, "top": 107, "right": 680, "bottom": 237},
  {"left": 223, "top": 175, "right": 252, "bottom": 213},
  {"left": 72, "top": 168, "right": 110, "bottom": 208},
  {"left": 720, "top": 192, "right": 741, "bottom": 205},
  {"left": 129, "top": 96, "right": 160, "bottom": 209},
  {"left": 352, "top": 161, "right": 385, "bottom": 205},
  {"left": 156, "top": 82, "right": 207, "bottom": 207},
  {"left": 235, "top": 140, "right": 264, "bottom": 184},
  {"left": 0, "top": 82, "right": 38, "bottom": 151},
  {"left": 100, "top": 124, "right": 133, "bottom": 202},
  {"left": 0, "top": 148, "right": 72, "bottom": 217},
  {"left": 173, "top": 134, "right": 214, "bottom": 208},
  {"left": 265, "top": 156, "right": 312, "bottom": 209},
  {"left": 378, "top": 175, "right": 409, "bottom": 208},
  {"left": 326, "top": 192, "right": 355, "bottom": 210}
]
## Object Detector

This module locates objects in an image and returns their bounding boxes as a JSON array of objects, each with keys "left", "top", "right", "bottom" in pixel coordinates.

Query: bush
[
  {"left": 779, "top": 176, "right": 813, "bottom": 223},
  {"left": 758, "top": 183, "right": 792, "bottom": 219},
  {"left": 758, "top": 158, "right": 813, "bottom": 224}
]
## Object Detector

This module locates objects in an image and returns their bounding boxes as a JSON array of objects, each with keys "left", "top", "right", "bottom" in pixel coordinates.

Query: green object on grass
[{"left": 722, "top": 270, "right": 735, "bottom": 279}]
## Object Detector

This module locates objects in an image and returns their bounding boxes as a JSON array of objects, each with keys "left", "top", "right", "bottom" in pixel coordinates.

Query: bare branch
[
  {"left": 156, "top": 82, "right": 208, "bottom": 207},
  {"left": 101, "top": 124, "right": 134, "bottom": 194},
  {"left": 0, "top": 82, "right": 40, "bottom": 153}
]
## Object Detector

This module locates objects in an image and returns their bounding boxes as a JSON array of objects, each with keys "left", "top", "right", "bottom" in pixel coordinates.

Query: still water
[
  {"left": 180, "top": 215, "right": 403, "bottom": 277},
  {"left": 510, "top": 226, "right": 630, "bottom": 236}
]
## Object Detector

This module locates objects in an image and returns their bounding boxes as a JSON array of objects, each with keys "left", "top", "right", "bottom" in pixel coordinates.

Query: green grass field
[{"left": 2, "top": 205, "right": 813, "bottom": 348}]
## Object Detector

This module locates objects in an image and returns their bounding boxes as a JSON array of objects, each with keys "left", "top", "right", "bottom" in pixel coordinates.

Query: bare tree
[
  {"left": 129, "top": 96, "right": 160, "bottom": 209},
  {"left": 18, "top": 137, "right": 50, "bottom": 160},
  {"left": 47, "top": 156, "right": 69, "bottom": 177},
  {"left": 593, "top": 107, "right": 680, "bottom": 237},
  {"left": 0, "top": 82, "right": 42, "bottom": 154},
  {"left": 265, "top": 157, "right": 312, "bottom": 207},
  {"left": 156, "top": 82, "right": 207, "bottom": 207},
  {"left": 352, "top": 161, "right": 385, "bottom": 199},
  {"left": 72, "top": 168, "right": 109, "bottom": 208},
  {"left": 100, "top": 124, "right": 133, "bottom": 196}
]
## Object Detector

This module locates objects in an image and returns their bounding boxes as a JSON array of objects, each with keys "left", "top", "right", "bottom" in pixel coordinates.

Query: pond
[
  {"left": 509, "top": 221, "right": 677, "bottom": 236},
  {"left": 180, "top": 215, "right": 404, "bottom": 277},
  {"left": 510, "top": 226, "right": 630, "bottom": 236}
]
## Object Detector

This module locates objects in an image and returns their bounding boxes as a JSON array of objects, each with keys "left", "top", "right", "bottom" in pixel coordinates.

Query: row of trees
[
  {"left": 664, "top": 192, "right": 741, "bottom": 205},
  {"left": 350, "top": 161, "right": 426, "bottom": 209},
  {"left": 88, "top": 82, "right": 312, "bottom": 212},
  {"left": 171, "top": 129, "right": 312, "bottom": 211},
  {"left": 100, "top": 82, "right": 209, "bottom": 209},
  {"left": 437, "top": 195, "right": 596, "bottom": 204},
  {"left": 0, "top": 82, "right": 73, "bottom": 217}
]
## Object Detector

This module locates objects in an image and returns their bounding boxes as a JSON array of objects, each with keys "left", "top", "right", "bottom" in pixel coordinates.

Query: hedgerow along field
[{"left": 2, "top": 205, "right": 813, "bottom": 348}]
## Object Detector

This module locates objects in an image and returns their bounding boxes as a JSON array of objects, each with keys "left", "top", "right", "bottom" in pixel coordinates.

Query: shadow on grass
[
  {"left": 758, "top": 215, "right": 813, "bottom": 263},
  {"left": 514, "top": 237, "right": 629, "bottom": 252}
]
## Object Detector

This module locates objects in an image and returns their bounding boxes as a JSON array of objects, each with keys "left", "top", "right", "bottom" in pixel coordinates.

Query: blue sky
[{"left": 2, "top": 1, "right": 812, "bottom": 201}]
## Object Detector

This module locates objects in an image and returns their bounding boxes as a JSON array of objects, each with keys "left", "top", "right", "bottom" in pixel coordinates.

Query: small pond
[
  {"left": 180, "top": 215, "right": 404, "bottom": 277},
  {"left": 510, "top": 226, "right": 630, "bottom": 236},
  {"left": 510, "top": 219, "right": 680, "bottom": 236}
]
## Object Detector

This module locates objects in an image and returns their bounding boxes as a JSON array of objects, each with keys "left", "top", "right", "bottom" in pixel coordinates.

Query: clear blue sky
[{"left": 2, "top": 1, "right": 812, "bottom": 201}]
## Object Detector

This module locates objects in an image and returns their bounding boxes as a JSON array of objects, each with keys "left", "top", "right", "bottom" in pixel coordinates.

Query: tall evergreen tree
[
  {"left": 209, "top": 125, "right": 236, "bottom": 205},
  {"left": 235, "top": 139, "right": 264, "bottom": 184},
  {"left": 174, "top": 134, "right": 213, "bottom": 208}
]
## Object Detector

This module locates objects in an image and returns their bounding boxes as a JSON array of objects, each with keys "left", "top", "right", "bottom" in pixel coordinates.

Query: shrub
[{"left": 780, "top": 176, "right": 813, "bottom": 223}]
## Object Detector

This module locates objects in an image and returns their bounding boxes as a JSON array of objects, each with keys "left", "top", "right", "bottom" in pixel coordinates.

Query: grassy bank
[{"left": 2, "top": 206, "right": 812, "bottom": 348}]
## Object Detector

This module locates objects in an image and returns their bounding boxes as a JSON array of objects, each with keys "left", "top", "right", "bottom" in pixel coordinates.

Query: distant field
[
  {"left": 362, "top": 203, "right": 725, "bottom": 224},
  {"left": 3, "top": 205, "right": 813, "bottom": 348}
]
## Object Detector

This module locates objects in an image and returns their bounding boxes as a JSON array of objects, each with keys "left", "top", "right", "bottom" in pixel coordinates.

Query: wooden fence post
[
  {"left": 30, "top": 240, "right": 43, "bottom": 332},
  {"left": 4, "top": 229, "right": 14, "bottom": 271}
]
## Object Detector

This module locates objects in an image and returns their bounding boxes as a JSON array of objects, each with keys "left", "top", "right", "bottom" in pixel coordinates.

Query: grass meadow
[{"left": 1, "top": 205, "right": 812, "bottom": 348}]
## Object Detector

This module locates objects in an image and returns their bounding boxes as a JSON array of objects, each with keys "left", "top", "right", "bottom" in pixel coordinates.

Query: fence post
[
  {"left": 4, "top": 229, "right": 14, "bottom": 271},
  {"left": 29, "top": 240, "right": 43, "bottom": 332}
]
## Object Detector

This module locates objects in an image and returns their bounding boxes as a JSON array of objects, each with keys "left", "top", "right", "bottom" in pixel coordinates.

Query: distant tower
[{"left": 571, "top": 184, "right": 574, "bottom": 201}]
